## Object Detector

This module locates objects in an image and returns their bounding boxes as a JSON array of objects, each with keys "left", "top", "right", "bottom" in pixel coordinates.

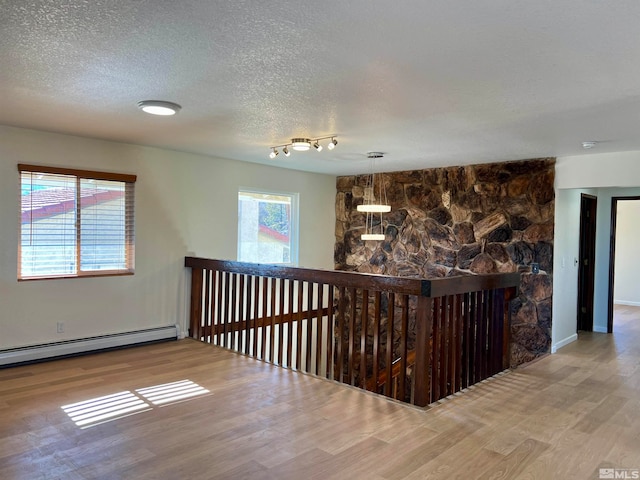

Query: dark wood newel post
[
  {"left": 189, "top": 267, "right": 203, "bottom": 339},
  {"left": 414, "top": 295, "right": 434, "bottom": 407}
]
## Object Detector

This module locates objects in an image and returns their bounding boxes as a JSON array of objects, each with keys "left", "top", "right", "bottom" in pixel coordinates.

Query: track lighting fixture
[{"left": 268, "top": 135, "right": 337, "bottom": 159}]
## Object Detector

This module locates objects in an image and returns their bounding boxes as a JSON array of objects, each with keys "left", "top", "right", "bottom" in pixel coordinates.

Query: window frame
[
  {"left": 18, "top": 164, "right": 136, "bottom": 281},
  {"left": 237, "top": 187, "right": 299, "bottom": 266}
]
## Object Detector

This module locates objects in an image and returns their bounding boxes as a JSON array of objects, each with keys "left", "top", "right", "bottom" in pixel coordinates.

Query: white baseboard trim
[
  {"left": 614, "top": 300, "right": 640, "bottom": 307},
  {"left": 0, "top": 325, "right": 179, "bottom": 367},
  {"left": 593, "top": 326, "right": 608, "bottom": 333},
  {"left": 551, "top": 333, "right": 578, "bottom": 353}
]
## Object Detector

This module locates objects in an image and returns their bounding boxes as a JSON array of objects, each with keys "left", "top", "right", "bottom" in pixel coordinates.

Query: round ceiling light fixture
[
  {"left": 291, "top": 138, "right": 312, "bottom": 151},
  {"left": 137, "top": 100, "right": 182, "bottom": 116}
]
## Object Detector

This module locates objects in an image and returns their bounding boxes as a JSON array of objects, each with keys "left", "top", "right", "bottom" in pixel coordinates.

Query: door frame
[{"left": 607, "top": 196, "right": 640, "bottom": 333}]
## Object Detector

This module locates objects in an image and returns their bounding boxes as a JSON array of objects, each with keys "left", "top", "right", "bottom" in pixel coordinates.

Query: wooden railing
[{"left": 185, "top": 257, "right": 519, "bottom": 407}]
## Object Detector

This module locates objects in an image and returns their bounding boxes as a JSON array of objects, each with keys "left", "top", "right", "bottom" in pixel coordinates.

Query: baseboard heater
[{"left": 0, "top": 325, "right": 180, "bottom": 367}]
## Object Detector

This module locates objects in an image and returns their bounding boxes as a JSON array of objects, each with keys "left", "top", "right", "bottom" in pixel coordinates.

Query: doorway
[
  {"left": 577, "top": 194, "right": 597, "bottom": 332},
  {"left": 607, "top": 196, "right": 640, "bottom": 333}
]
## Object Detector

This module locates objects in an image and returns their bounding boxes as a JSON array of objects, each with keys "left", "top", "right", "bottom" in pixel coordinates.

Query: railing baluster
[
  {"left": 210, "top": 270, "right": 218, "bottom": 344},
  {"left": 503, "top": 287, "right": 517, "bottom": 370},
  {"left": 218, "top": 272, "right": 226, "bottom": 348},
  {"left": 251, "top": 276, "right": 259, "bottom": 357},
  {"left": 268, "top": 278, "right": 277, "bottom": 364},
  {"left": 398, "top": 294, "right": 408, "bottom": 402},
  {"left": 336, "top": 286, "right": 346, "bottom": 382},
  {"left": 440, "top": 296, "right": 449, "bottom": 398},
  {"left": 360, "top": 289, "right": 369, "bottom": 390},
  {"left": 454, "top": 293, "right": 463, "bottom": 393},
  {"left": 326, "top": 285, "right": 335, "bottom": 380},
  {"left": 385, "top": 292, "right": 395, "bottom": 398},
  {"left": 202, "top": 269, "right": 211, "bottom": 343},
  {"left": 372, "top": 291, "right": 381, "bottom": 392},
  {"left": 260, "top": 277, "right": 268, "bottom": 360},
  {"left": 479, "top": 290, "right": 488, "bottom": 381},
  {"left": 230, "top": 273, "right": 237, "bottom": 350},
  {"left": 287, "top": 279, "right": 294, "bottom": 369},
  {"left": 431, "top": 296, "right": 441, "bottom": 401},
  {"left": 446, "top": 295, "right": 455, "bottom": 397},
  {"left": 238, "top": 275, "right": 251, "bottom": 355},
  {"left": 316, "top": 283, "right": 324, "bottom": 376},
  {"left": 461, "top": 292, "right": 471, "bottom": 389},
  {"left": 277, "top": 278, "right": 285, "bottom": 366},
  {"left": 306, "top": 282, "right": 313, "bottom": 373},
  {"left": 348, "top": 287, "right": 357, "bottom": 386},
  {"left": 296, "top": 280, "right": 304, "bottom": 370}
]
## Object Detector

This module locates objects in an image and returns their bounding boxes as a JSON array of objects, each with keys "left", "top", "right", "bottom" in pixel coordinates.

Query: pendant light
[{"left": 359, "top": 153, "right": 389, "bottom": 241}]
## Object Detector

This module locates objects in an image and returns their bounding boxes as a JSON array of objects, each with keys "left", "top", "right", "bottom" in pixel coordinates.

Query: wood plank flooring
[{"left": 1, "top": 306, "right": 640, "bottom": 479}]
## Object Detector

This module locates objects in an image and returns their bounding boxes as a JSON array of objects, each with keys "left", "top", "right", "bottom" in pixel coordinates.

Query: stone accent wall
[{"left": 334, "top": 158, "right": 555, "bottom": 366}]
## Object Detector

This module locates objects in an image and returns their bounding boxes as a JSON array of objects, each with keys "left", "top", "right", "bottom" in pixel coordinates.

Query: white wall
[
  {"left": 554, "top": 153, "right": 640, "bottom": 345},
  {"left": 556, "top": 151, "right": 640, "bottom": 189},
  {"left": 613, "top": 200, "right": 640, "bottom": 306},
  {"left": 551, "top": 188, "right": 592, "bottom": 352},
  {"left": 0, "top": 126, "right": 336, "bottom": 350}
]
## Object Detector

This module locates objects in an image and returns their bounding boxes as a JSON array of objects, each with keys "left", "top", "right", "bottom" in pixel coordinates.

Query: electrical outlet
[{"left": 56, "top": 322, "right": 65, "bottom": 333}]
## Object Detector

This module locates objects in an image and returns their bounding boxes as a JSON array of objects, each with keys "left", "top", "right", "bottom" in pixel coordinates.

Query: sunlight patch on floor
[{"left": 61, "top": 380, "right": 210, "bottom": 428}]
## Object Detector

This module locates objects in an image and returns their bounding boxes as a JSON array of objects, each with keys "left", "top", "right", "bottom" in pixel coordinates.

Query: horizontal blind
[
  {"left": 19, "top": 166, "right": 135, "bottom": 279},
  {"left": 20, "top": 171, "right": 77, "bottom": 277},
  {"left": 79, "top": 178, "right": 134, "bottom": 272}
]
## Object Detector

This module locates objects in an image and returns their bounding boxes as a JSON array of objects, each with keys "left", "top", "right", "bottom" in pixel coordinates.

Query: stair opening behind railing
[{"left": 185, "top": 257, "right": 519, "bottom": 407}]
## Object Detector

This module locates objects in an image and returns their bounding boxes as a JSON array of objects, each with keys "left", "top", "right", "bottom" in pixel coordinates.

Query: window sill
[{"left": 18, "top": 271, "right": 135, "bottom": 282}]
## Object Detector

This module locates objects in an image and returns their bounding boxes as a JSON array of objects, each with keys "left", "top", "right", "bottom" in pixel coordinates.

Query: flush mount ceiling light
[
  {"left": 269, "top": 135, "right": 337, "bottom": 159},
  {"left": 582, "top": 141, "right": 597, "bottom": 149},
  {"left": 137, "top": 100, "right": 181, "bottom": 116}
]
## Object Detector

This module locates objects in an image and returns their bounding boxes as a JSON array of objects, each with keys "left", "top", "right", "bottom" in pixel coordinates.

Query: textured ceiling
[{"left": 2, "top": 1, "right": 640, "bottom": 175}]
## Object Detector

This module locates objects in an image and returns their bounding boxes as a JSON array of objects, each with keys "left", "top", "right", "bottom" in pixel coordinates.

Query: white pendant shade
[
  {"left": 357, "top": 204, "right": 391, "bottom": 213},
  {"left": 361, "top": 233, "right": 385, "bottom": 241}
]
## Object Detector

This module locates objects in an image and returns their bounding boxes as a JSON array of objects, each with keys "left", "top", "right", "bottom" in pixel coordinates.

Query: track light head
[
  {"left": 269, "top": 148, "right": 278, "bottom": 159},
  {"left": 283, "top": 146, "right": 290, "bottom": 156},
  {"left": 328, "top": 137, "right": 338, "bottom": 150},
  {"left": 313, "top": 141, "right": 323, "bottom": 152}
]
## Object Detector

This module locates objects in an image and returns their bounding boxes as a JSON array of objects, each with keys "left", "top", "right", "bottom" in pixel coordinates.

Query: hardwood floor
[{"left": 1, "top": 307, "right": 639, "bottom": 479}]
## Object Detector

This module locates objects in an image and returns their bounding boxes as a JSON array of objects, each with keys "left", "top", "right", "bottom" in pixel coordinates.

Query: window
[
  {"left": 238, "top": 189, "right": 298, "bottom": 265},
  {"left": 18, "top": 164, "right": 136, "bottom": 280}
]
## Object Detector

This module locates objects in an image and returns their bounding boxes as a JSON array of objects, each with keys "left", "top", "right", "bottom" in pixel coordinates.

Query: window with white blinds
[{"left": 18, "top": 164, "right": 136, "bottom": 280}]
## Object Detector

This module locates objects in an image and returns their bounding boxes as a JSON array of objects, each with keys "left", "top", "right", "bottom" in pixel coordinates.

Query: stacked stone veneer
[{"left": 334, "top": 158, "right": 555, "bottom": 366}]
